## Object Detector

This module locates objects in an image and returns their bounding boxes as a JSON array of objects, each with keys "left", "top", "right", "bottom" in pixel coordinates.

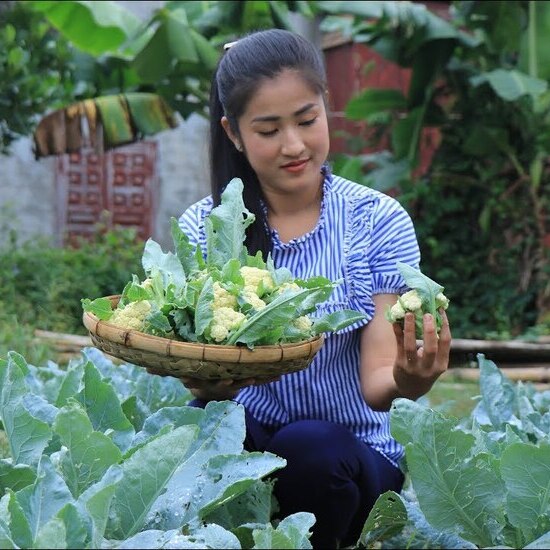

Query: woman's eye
[
  {"left": 300, "top": 118, "right": 317, "bottom": 127},
  {"left": 258, "top": 129, "right": 277, "bottom": 137}
]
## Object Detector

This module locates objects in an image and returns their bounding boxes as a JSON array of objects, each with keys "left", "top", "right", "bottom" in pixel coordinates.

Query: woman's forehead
[{"left": 242, "top": 70, "right": 323, "bottom": 120}]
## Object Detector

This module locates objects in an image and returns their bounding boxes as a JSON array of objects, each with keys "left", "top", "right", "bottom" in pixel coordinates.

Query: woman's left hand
[{"left": 392, "top": 309, "right": 451, "bottom": 400}]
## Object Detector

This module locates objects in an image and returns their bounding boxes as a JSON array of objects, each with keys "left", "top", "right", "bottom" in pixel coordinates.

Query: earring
[{"left": 235, "top": 143, "right": 243, "bottom": 152}]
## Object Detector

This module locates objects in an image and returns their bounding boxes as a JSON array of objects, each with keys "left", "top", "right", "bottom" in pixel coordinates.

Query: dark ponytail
[
  {"left": 209, "top": 28, "right": 327, "bottom": 259},
  {"left": 208, "top": 71, "right": 272, "bottom": 257}
]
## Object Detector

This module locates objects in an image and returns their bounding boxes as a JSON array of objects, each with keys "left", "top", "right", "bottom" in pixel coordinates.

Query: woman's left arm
[{"left": 359, "top": 293, "right": 452, "bottom": 411}]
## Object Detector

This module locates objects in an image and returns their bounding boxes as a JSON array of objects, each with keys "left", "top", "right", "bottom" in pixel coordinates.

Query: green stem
[{"left": 528, "top": 1, "right": 537, "bottom": 78}]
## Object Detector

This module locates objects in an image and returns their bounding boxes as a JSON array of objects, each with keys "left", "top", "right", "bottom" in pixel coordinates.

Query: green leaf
[
  {"left": 0, "top": 461, "right": 36, "bottom": 493},
  {"left": 53, "top": 399, "right": 122, "bottom": 498},
  {"left": 146, "top": 401, "right": 247, "bottom": 529},
  {"left": 525, "top": 531, "right": 550, "bottom": 549},
  {"left": 142, "top": 238, "right": 186, "bottom": 288},
  {"left": 54, "top": 361, "right": 85, "bottom": 408},
  {"left": 56, "top": 503, "right": 89, "bottom": 549},
  {"left": 170, "top": 217, "right": 201, "bottom": 274},
  {"left": 205, "top": 178, "right": 255, "bottom": 269},
  {"left": 4, "top": 490, "right": 33, "bottom": 550},
  {"left": 390, "top": 398, "right": 506, "bottom": 547},
  {"left": 195, "top": 276, "right": 214, "bottom": 337},
  {"left": 28, "top": 0, "right": 141, "bottom": 55},
  {"left": 17, "top": 456, "right": 74, "bottom": 544},
  {"left": 470, "top": 69, "right": 547, "bottom": 102},
  {"left": 34, "top": 517, "right": 67, "bottom": 549},
  {"left": 81, "top": 297, "right": 113, "bottom": 320},
  {"left": 477, "top": 354, "right": 518, "bottom": 429},
  {"left": 344, "top": 88, "right": 407, "bottom": 120},
  {"left": 501, "top": 442, "right": 550, "bottom": 536},
  {"left": 203, "top": 479, "right": 275, "bottom": 530},
  {"left": 106, "top": 424, "right": 198, "bottom": 539},
  {"left": 76, "top": 361, "right": 135, "bottom": 452},
  {"left": 3, "top": 400, "right": 51, "bottom": 467},
  {"left": 359, "top": 490, "right": 409, "bottom": 546},
  {"left": 391, "top": 105, "right": 425, "bottom": 165},
  {"left": 395, "top": 261, "right": 444, "bottom": 316},
  {"left": 125, "top": 92, "right": 178, "bottom": 137},
  {"left": 312, "top": 309, "right": 366, "bottom": 334},
  {"left": 252, "top": 511, "right": 315, "bottom": 549},
  {"left": 77, "top": 466, "right": 123, "bottom": 548},
  {"left": 195, "top": 452, "right": 287, "bottom": 520},
  {"left": 518, "top": 1, "right": 550, "bottom": 80},
  {"left": 0, "top": 519, "right": 17, "bottom": 549},
  {"left": 226, "top": 287, "right": 332, "bottom": 346}
]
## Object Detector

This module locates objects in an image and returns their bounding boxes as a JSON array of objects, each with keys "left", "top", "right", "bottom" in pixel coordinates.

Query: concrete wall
[{"left": 0, "top": 114, "right": 210, "bottom": 251}]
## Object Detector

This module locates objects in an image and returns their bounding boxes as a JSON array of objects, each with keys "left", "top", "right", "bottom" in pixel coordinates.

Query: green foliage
[
  {"left": 0, "top": 349, "right": 316, "bottom": 548},
  {"left": 360, "top": 354, "right": 550, "bottom": 549},
  {"left": 320, "top": 0, "right": 550, "bottom": 339},
  {"left": 0, "top": 1, "right": 84, "bottom": 153},
  {"left": 0, "top": 223, "right": 144, "bottom": 354}
]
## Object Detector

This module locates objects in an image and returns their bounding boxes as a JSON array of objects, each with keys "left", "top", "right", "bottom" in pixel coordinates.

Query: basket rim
[{"left": 82, "top": 294, "right": 324, "bottom": 364}]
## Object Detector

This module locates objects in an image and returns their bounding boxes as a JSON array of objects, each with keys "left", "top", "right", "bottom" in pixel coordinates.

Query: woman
[{"left": 177, "top": 28, "right": 451, "bottom": 548}]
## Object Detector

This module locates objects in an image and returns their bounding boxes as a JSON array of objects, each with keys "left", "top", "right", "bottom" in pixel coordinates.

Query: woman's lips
[{"left": 281, "top": 159, "right": 309, "bottom": 173}]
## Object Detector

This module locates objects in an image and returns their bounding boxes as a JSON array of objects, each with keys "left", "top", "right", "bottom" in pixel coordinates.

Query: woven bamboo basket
[{"left": 82, "top": 295, "right": 324, "bottom": 380}]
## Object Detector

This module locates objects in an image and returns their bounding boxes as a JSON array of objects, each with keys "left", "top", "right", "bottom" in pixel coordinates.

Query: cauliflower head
[
  {"left": 387, "top": 300, "right": 406, "bottom": 322},
  {"left": 435, "top": 292, "right": 450, "bottom": 310},
  {"left": 293, "top": 315, "right": 313, "bottom": 332},
  {"left": 399, "top": 290, "right": 423, "bottom": 312},
  {"left": 242, "top": 287, "right": 266, "bottom": 311},
  {"left": 213, "top": 281, "right": 238, "bottom": 309},
  {"left": 209, "top": 306, "right": 246, "bottom": 343},
  {"left": 110, "top": 300, "right": 152, "bottom": 331},
  {"left": 274, "top": 281, "right": 301, "bottom": 296},
  {"left": 240, "top": 266, "right": 275, "bottom": 296},
  {"left": 387, "top": 288, "right": 450, "bottom": 324}
]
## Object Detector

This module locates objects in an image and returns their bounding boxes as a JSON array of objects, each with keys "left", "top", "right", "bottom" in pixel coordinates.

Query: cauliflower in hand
[
  {"left": 109, "top": 300, "right": 152, "bottom": 331},
  {"left": 386, "top": 288, "right": 450, "bottom": 338}
]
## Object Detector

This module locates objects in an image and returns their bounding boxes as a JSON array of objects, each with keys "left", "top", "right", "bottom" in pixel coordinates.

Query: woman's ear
[{"left": 221, "top": 116, "right": 243, "bottom": 152}]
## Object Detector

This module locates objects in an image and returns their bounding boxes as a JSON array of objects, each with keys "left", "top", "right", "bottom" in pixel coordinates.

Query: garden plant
[{"left": 1, "top": 349, "right": 549, "bottom": 548}]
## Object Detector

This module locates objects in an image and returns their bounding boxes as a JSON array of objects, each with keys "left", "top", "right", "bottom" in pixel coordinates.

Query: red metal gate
[{"left": 55, "top": 141, "right": 158, "bottom": 246}]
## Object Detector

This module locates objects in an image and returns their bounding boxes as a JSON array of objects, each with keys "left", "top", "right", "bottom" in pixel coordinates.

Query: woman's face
[{"left": 222, "top": 69, "right": 330, "bottom": 197}]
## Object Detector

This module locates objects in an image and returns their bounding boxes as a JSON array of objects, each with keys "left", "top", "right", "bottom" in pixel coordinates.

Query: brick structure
[{"left": 55, "top": 141, "right": 158, "bottom": 245}]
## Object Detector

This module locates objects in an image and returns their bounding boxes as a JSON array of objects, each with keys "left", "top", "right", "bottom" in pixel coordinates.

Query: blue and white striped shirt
[{"left": 178, "top": 171, "right": 420, "bottom": 466}]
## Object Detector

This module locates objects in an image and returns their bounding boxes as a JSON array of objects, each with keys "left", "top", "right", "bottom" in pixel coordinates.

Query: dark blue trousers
[{"left": 190, "top": 399, "right": 404, "bottom": 549}]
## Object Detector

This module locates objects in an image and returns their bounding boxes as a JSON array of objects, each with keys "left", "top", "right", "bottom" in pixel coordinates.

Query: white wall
[{"left": 0, "top": 113, "right": 210, "bottom": 250}]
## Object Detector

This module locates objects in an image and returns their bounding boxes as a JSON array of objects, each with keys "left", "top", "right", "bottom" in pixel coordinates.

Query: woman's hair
[{"left": 209, "top": 28, "right": 328, "bottom": 258}]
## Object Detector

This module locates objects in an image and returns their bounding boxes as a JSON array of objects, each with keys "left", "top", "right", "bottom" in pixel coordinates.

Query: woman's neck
[{"left": 264, "top": 181, "right": 323, "bottom": 243}]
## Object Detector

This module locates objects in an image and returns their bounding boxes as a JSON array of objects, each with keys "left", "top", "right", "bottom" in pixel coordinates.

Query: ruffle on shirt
[
  {"left": 320, "top": 183, "right": 418, "bottom": 335},
  {"left": 333, "top": 192, "right": 378, "bottom": 333}
]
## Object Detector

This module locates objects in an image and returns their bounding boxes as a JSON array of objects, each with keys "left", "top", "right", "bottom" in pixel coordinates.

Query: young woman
[{"left": 177, "top": 28, "right": 451, "bottom": 549}]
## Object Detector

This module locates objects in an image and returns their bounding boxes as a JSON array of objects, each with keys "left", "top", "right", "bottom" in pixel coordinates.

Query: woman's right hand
[
  {"left": 179, "top": 376, "right": 257, "bottom": 401},
  {"left": 145, "top": 367, "right": 280, "bottom": 401}
]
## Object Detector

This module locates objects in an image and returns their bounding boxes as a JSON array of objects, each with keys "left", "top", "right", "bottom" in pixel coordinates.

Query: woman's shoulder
[
  {"left": 179, "top": 195, "right": 213, "bottom": 224},
  {"left": 178, "top": 195, "right": 213, "bottom": 240},
  {"left": 328, "top": 173, "right": 404, "bottom": 216}
]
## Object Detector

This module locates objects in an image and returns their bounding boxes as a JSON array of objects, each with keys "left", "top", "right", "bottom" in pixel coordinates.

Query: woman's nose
[{"left": 281, "top": 128, "right": 305, "bottom": 156}]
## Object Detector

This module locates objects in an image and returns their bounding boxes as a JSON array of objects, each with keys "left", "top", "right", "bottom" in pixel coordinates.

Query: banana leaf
[{"left": 33, "top": 93, "right": 178, "bottom": 158}]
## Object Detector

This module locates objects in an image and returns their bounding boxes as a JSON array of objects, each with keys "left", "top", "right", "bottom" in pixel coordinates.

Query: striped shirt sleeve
[{"left": 367, "top": 194, "right": 420, "bottom": 294}]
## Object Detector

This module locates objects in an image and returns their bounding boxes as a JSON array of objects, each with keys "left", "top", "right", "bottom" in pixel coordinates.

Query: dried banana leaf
[{"left": 33, "top": 93, "right": 178, "bottom": 158}]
